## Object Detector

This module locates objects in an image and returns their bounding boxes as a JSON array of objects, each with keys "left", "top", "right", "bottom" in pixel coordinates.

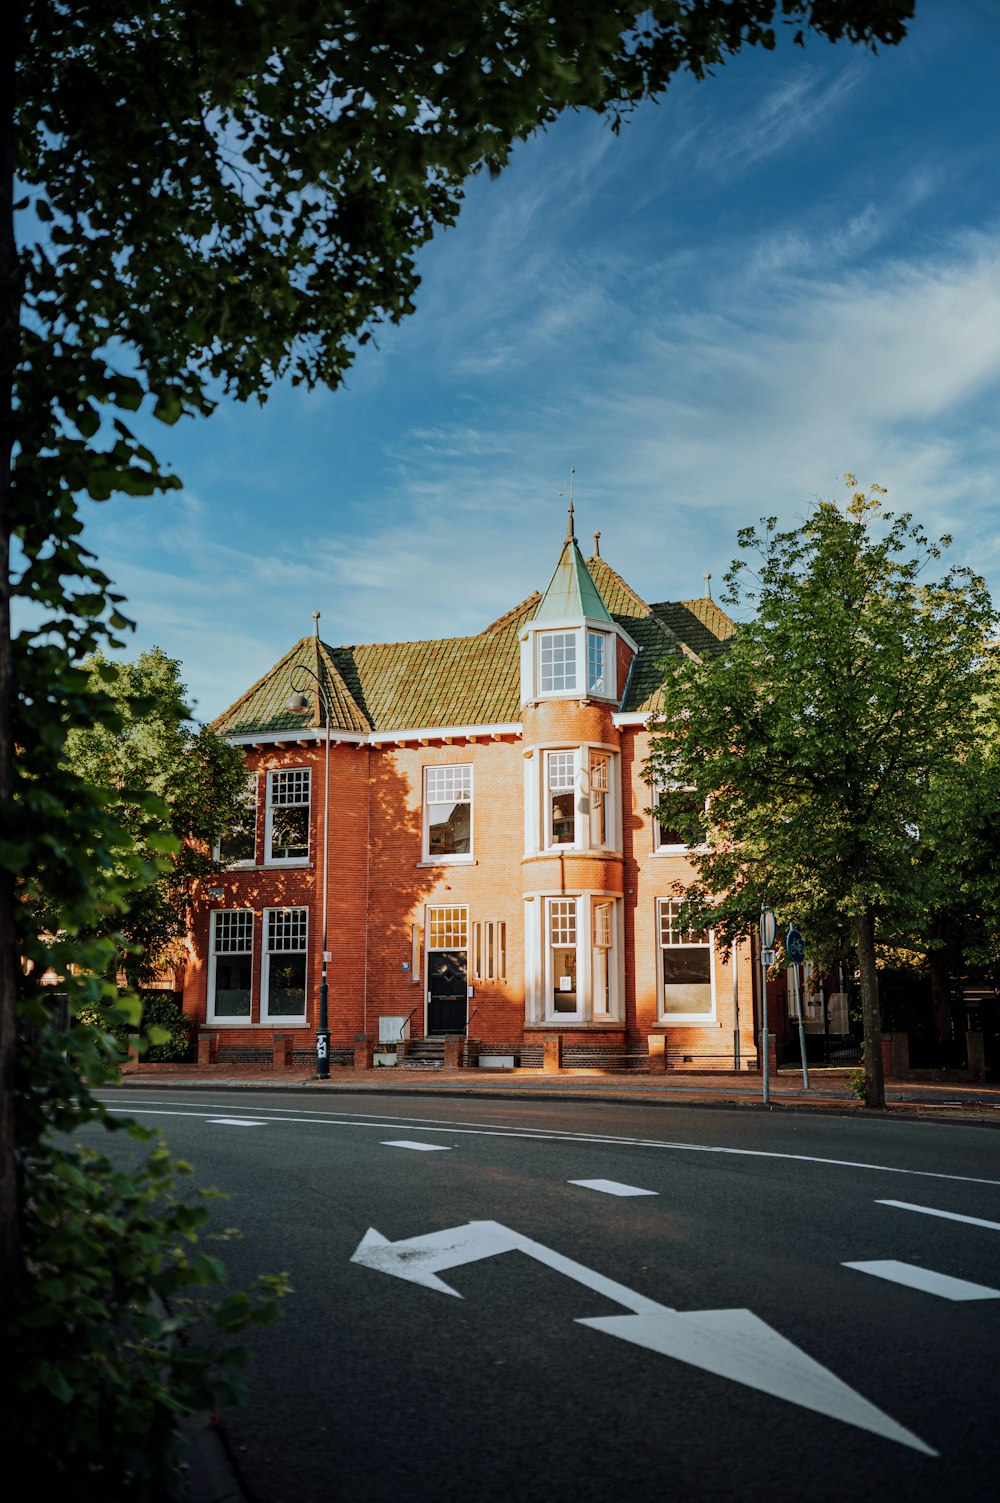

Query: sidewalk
[{"left": 116, "top": 1060, "right": 1000, "bottom": 1124}]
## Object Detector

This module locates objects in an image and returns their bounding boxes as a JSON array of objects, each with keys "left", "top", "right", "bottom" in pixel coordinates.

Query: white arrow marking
[
  {"left": 206, "top": 1118, "right": 268, "bottom": 1127},
  {"left": 351, "top": 1220, "right": 934, "bottom": 1454}
]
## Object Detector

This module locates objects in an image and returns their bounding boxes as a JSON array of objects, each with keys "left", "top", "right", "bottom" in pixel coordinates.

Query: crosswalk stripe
[
  {"left": 568, "top": 1179, "right": 658, "bottom": 1197},
  {"left": 876, "top": 1199, "right": 1000, "bottom": 1232},
  {"left": 844, "top": 1259, "right": 1000, "bottom": 1302},
  {"left": 381, "top": 1140, "right": 452, "bottom": 1152}
]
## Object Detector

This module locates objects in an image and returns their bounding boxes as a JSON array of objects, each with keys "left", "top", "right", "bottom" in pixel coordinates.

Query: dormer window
[
  {"left": 587, "top": 631, "right": 609, "bottom": 696},
  {"left": 539, "top": 631, "right": 577, "bottom": 693}
]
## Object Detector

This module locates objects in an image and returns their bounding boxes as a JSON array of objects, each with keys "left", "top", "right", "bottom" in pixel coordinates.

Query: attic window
[
  {"left": 587, "top": 631, "right": 608, "bottom": 695},
  {"left": 539, "top": 631, "right": 577, "bottom": 693}
]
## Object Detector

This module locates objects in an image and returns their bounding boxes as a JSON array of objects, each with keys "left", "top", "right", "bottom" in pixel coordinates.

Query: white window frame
[
  {"left": 547, "top": 896, "right": 581, "bottom": 1020},
  {"left": 473, "top": 919, "right": 507, "bottom": 982},
  {"left": 214, "top": 773, "right": 258, "bottom": 867},
  {"left": 537, "top": 630, "right": 578, "bottom": 695},
  {"left": 529, "top": 745, "right": 620, "bottom": 855},
  {"left": 588, "top": 751, "right": 612, "bottom": 851},
  {"left": 586, "top": 630, "right": 610, "bottom": 697},
  {"left": 545, "top": 750, "right": 578, "bottom": 849},
  {"left": 656, "top": 897, "right": 716, "bottom": 1024},
  {"left": 265, "top": 767, "right": 311, "bottom": 866},
  {"left": 207, "top": 909, "right": 254, "bottom": 1024},
  {"left": 261, "top": 906, "right": 309, "bottom": 1023},
  {"left": 652, "top": 779, "right": 705, "bottom": 854},
  {"left": 534, "top": 894, "right": 623, "bottom": 1025},
  {"left": 422, "top": 764, "right": 473, "bottom": 863}
]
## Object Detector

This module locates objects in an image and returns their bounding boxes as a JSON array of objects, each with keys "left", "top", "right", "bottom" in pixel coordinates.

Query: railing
[
  {"left": 466, "top": 1007, "right": 480, "bottom": 1036},
  {"left": 398, "top": 1009, "right": 417, "bottom": 1041}
]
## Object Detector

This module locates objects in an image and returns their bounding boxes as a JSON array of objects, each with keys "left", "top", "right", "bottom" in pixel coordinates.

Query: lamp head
[{"left": 285, "top": 691, "right": 311, "bottom": 716}]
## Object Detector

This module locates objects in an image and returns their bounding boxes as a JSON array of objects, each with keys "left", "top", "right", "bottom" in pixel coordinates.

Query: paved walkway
[{"left": 116, "top": 1061, "right": 1000, "bottom": 1124}]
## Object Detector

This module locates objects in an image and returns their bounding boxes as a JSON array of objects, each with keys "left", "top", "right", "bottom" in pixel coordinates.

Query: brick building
[{"left": 182, "top": 516, "right": 760, "bottom": 1070}]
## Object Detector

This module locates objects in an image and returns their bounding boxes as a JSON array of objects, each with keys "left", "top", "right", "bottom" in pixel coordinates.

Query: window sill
[
  {"left": 522, "top": 850, "right": 624, "bottom": 862},
  {"left": 263, "top": 859, "right": 312, "bottom": 869},
  {"left": 523, "top": 1020, "right": 625, "bottom": 1032},
  {"left": 416, "top": 858, "right": 477, "bottom": 868},
  {"left": 206, "top": 1020, "right": 311, "bottom": 1029},
  {"left": 651, "top": 1019, "right": 720, "bottom": 1029}
]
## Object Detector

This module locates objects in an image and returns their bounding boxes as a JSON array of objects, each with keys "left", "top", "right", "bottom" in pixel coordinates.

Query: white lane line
[
  {"left": 876, "top": 1199, "right": 1000, "bottom": 1231},
  {"left": 381, "top": 1140, "right": 451, "bottom": 1153},
  {"left": 844, "top": 1260, "right": 1000, "bottom": 1302},
  {"left": 569, "top": 1179, "right": 658, "bottom": 1198},
  {"left": 206, "top": 1117, "right": 268, "bottom": 1127},
  {"left": 97, "top": 1104, "right": 1000, "bottom": 1188}
]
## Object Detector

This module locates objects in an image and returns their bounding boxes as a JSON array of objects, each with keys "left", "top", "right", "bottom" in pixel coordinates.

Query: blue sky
[{"left": 78, "top": 1, "right": 1000, "bottom": 721}]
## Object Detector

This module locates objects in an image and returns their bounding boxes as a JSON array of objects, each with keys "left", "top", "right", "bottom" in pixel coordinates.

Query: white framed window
[
  {"left": 589, "top": 752, "right": 611, "bottom": 848},
  {"left": 653, "top": 781, "right": 706, "bottom": 852},
  {"left": 546, "top": 750, "right": 577, "bottom": 847},
  {"left": 428, "top": 905, "right": 468, "bottom": 951},
  {"left": 532, "top": 894, "right": 622, "bottom": 1024},
  {"left": 207, "top": 910, "right": 253, "bottom": 1021},
  {"left": 262, "top": 907, "right": 308, "bottom": 1021},
  {"left": 266, "top": 768, "right": 310, "bottom": 864},
  {"left": 658, "top": 898, "right": 715, "bottom": 1022},
  {"left": 592, "top": 901, "right": 612, "bottom": 1016},
  {"left": 587, "top": 631, "right": 610, "bottom": 696},
  {"left": 423, "top": 765, "right": 472, "bottom": 860},
  {"left": 473, "top": 919, "right": 507, "bottom": 982},
  {"left": 548, "top": 898, "right": 579, "bottom": 1017},
  {"left": 538, "top": 631, "right": 577, "bottom": 694},
  {"left": 216, "top": 774, "right": 257, "bottom": 866}
]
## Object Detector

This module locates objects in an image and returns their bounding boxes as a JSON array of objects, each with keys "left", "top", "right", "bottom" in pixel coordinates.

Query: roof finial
[
  {"left": 560, "top": 467, "right": 576, "bottom": 542},
  {"left": 592, "top": 530, "right": 601, "bottom": 558},
  {"left": 703, "top": 573, "right": 712, "bottom": 601},
  {"left": 312, "top": 610, "right": 321, "bottom": 637}
]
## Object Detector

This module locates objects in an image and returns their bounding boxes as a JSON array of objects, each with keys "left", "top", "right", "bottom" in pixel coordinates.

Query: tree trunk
[
  {"left": 856, "top": 909, "right": 885, "bottom": 1109},
  {"left": 928, "top": 932, "right": 953, "bottom": 1043},
  {"left": 0, "top": 0, "right": 22, "bottom": 1332}
]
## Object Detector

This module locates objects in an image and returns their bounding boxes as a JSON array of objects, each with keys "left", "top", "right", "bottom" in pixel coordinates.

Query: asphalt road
[{"left": 89, "top": 1090, "right": 1000, "bottom": 1503}]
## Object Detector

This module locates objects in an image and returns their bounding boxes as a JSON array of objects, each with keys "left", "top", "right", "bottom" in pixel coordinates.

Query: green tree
[
  {"left": 649, "top": 481, "right": 996, "bottom": 1108},
  {"left": 61, "top": 647, "right": 247, "bottom": 987},
  {"left": 0, "top": 1, "right": 916, "bottom": 1482}
]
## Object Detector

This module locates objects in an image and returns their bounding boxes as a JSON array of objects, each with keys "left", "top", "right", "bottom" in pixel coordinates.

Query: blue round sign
[{"left": 786, "top": 927, "right": 806, "bottom": 964}]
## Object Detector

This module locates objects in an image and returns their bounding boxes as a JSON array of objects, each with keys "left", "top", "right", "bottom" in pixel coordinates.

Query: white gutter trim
[
  {"left": 224, "top": 729, "right": 367, "bottom": 747},
  {"left": 224, "top": 721, "right": 523, "bottom": 748},
  {"left": 369, "top": 721, "right": 522, "bottom": 744}
]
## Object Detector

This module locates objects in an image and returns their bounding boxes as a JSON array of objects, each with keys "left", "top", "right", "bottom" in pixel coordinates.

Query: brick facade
[{"left": 182, "top": 531, "right": 758, "bottom": 1068}]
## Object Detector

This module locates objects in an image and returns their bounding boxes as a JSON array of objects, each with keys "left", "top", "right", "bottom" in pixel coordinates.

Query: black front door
[{"left": 427, "top": 950, "right": 467, "bottom": 1034}]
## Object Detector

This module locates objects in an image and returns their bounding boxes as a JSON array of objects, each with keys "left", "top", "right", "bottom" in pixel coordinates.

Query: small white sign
[{"left": 559, "top": 976, "right": 572, "bottom": 991}]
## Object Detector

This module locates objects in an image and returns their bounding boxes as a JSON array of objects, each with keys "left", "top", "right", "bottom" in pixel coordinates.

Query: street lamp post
[{"left": 286, "top": 666, "right": 331, "bottom": 1080}]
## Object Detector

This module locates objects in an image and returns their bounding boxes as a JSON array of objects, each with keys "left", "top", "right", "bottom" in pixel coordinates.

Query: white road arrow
[{"left": 351, "top": 1219, "right": 935, "bottom": 1456}]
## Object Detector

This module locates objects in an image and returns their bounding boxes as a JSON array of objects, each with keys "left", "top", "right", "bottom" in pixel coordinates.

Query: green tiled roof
[
  {"left": 212, "top": 557, "right": 734, "bottom": 737},
  {"left": 650, "top": 598, "right": 736, "bottom": 660},
  {"left": 213, "top": 635, "right": 372, "bottom": 738},
  {"left": 534, "top": 536, "right": 613, "bottom": 624}
]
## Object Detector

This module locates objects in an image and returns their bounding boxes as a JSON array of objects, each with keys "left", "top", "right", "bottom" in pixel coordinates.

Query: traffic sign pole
[{"left": 759, "top": 907, "right": 776, "bottom": 1104}]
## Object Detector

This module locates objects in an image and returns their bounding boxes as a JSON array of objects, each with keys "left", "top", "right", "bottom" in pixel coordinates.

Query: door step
[{"left": 399, "top": 1038, "right": 446, "bottom": 1069}]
